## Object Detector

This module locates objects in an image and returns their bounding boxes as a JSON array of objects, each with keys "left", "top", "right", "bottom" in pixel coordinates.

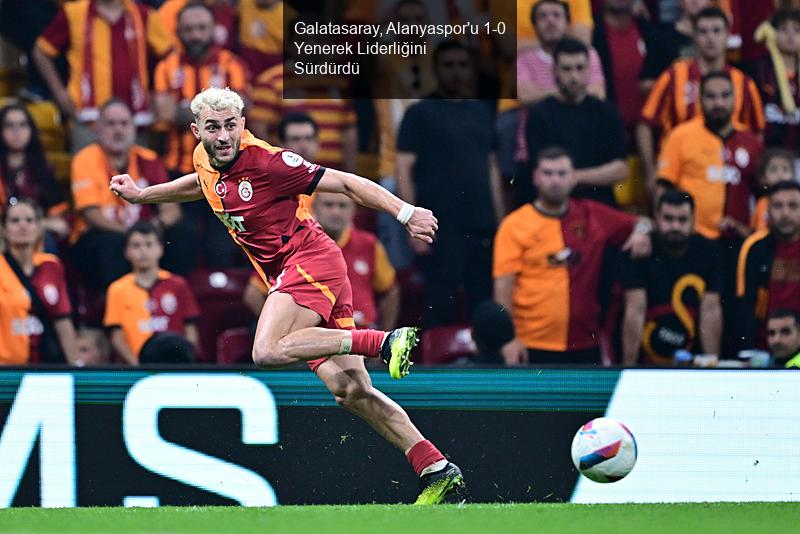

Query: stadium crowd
[{"left": 0, "top": 0, "right": 798, "bottom": 369}]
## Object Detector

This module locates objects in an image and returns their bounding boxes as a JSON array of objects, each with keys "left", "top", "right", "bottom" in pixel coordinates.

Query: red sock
[
  {"left": 350, "top": 329, "right": 385, "bottom": 357},
  {"left": 406, "top": 440, "right": 446, "bottom": 476}
]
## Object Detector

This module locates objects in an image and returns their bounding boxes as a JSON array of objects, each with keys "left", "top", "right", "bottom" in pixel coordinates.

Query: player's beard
[
  {"left": 704, "top": 108, "right": 732, "bottom": 132},
  {"left": 204, "top": 137, "right": 239, "bottom": 167},
  {"left": 660, "top": 230, "right": 689, "bottom": 251}
]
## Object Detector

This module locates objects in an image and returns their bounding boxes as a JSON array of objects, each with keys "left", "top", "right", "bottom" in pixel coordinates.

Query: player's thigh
[
  {"left": 315, "top": 354, "right": 373, "bottom": 400},
  {"left": 254, "top": 290, "right": 323, "bottom": 346}
]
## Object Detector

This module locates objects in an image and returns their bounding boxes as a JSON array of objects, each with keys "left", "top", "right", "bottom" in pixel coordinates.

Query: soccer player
[{"left": 109, "top": 87, "right": 463, "bottom": 504}]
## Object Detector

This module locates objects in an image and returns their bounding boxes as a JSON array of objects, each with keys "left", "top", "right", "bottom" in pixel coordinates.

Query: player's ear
[
  {"left": 190, "top": 121, "right": 201, "bottom": 140},
  {"left": 240, "top": 115, "right": 246, "bottom": 130}
]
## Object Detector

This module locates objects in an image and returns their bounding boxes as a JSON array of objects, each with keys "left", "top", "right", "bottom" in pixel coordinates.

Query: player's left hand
[
  {"left": 622, "top": 231, "right": 651, "bottom": 259},
  {"left": 406, "top": 207, "right": 438, "bottom": 244}
]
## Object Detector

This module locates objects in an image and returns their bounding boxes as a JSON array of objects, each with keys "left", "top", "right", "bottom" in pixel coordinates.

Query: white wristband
[{"left": 396, "top": 203, "right": 415, "bottom": 225}]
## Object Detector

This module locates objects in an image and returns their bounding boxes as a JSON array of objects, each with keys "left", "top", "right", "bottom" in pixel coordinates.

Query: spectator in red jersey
[
  {"left": 104, "top": 221, "right": 200, "bottom": 365},
  {"left": 753, "top": 9, "right": 800, "bottom": 151},
  {"left": 494, "top": 147, "right": 652, "bottom": 365},
  {"left": 0, "top": 198, "right": 79, "bottom": 365},
  {"left": 737, "top": 181, "right": 800, "bottom": 351},
  {"left": 592, "top": 0, "right": 661, "bottom": 148},
  {"left": 0, "top": 103, "right": 69, "bottom": 245},
  {"left": 31, "top": 0, "right": 172, "bottom": 150},
  {"left": 70, "top": 99, "right": 196, "bottom": 290}
]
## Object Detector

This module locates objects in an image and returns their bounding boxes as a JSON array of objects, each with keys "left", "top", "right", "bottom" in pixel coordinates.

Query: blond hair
[{"left": 190, "top": 87, "right": 245, "bottom": 120}]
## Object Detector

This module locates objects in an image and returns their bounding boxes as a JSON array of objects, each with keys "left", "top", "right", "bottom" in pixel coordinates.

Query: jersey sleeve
[
  {"left": 372, "top": 240, "right": 396, "bottom": 294},
  {"left": 35, "top": 8, "right": 69, "bottom": 57},
  {"left": 641, "top": 69, "right": 672, "bottom": 126},
  {"left": 493, "top": 213, "right": 525, "bottom": 277},
  {"left": 40, "top": 261, "right": 72, "bottom": 319},
  {"left": 145, "top": 6, "right": 173, "bottom": 59},
  {"left": 267, "top": 149, "right": 327, "bottom": 196},
  {"left": 591, "top": 201, "right": 636, "bottom": 248},
  {"left": 103, "top": 284, "right": 123, "bottom": 328},
  {"left": 71, "top": 149, "right": 107, "bottom": 211}
]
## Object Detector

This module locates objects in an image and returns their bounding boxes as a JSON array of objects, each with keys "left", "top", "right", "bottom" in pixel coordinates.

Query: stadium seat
[
  {"left": 216, "top": 327, "right": 253, "bottom": 365},
  {"left": 418, "top": 325, "right": 477, "bottom": 365},
  {"left": 188, "top": 268, "right": 253, "bottom": 362}
]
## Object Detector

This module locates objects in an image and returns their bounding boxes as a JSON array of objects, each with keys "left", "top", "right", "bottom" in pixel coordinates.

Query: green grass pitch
[{"left": 1, "top": 503, "right": 798, "bottom": 534}]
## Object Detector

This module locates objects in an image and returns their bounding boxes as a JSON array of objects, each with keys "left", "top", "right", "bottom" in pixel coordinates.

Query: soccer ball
[{"left": 571, "top": 417, "right": 637, "bottom": 483}]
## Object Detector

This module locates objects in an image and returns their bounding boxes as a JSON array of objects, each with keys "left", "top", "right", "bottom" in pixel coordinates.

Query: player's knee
[
  {"left": 252, "top": 339, "right": 288, "bottom": 369},
  {"left": 334, "top": 380, "right": 373, "bottom": 410}
]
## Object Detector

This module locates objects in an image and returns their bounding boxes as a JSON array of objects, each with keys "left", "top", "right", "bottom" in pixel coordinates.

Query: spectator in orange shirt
[
  {"left": 751, "top": 148, "right": 796, "bottom": 232},
  {"left": 104, "top": 221, "right": 200, "bottom": 365},
  {"left": 0, "top": 198, "right": 78, "bottom": 365},
  {"left": 494, "top": 147, "right": 652, "bottom": 365},
  {"left": 70, "top": 99, "right": 194, "bottom": 290},
  {"left": 32, "top": 0, "right": 172, "bottom": 150},
  {"left": 637, "top": 7, "right": 764, "bottom": 189},
  {"left": 0, "top": 103, "right": 70, "bottom": 245}
]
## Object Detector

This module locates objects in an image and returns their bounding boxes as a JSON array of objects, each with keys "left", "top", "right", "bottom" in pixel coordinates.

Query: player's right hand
[
  {"left": 110, "top": 174, "right": 142, "bottom": 204},
  {"left": 406, "top": 207, "right": 438, "bottom": 244}
]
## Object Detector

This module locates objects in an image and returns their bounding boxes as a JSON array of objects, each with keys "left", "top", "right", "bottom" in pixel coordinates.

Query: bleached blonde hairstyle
[{"left": 190, "top": 87, "right": 245, "bottom": 121}]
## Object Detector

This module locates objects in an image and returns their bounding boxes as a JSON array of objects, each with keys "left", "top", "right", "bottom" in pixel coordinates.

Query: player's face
[
  {"left": 313, "top": 192, "right": 354, "bottom": 237},
  {"left": 125, "top": 232, "right": 163, "bottom": 271},
  {"left": 767, "top": 317, "right": 800, "bottom": 360},
  {"left": 656, "top": 202, "right": 693, "bottom": 246},
  {"left": 178, "top": 6, "right": 214, "bottom": 59},
  {"left": 768, "top": 190, "right": 800, "bottom": 239},
  {"left": 534, "top": 3, "right": 568, "bottom": 45},
  {"left": 694, "top": 18, "right": 728, "bottom": 60},
  {"left": 777, "top": 20, "right": 800, "bottom": 55},
  {"left": 1, "top": 109, "right": 32, "bottom": 152},
  {"left": 434, "top": 49, "right": 473, "bottom": 97},
  {"left": 555, "top": 52, "right": 589, "bottom": 102},
  {"left": 763, "top": 157, "right": 794, "bottom": 187},
  {"left": 679, "top": 0, "right": 709, "bottom": 17},
  {"left": 534, "top": 156, "right": 575, "bottom": 204},
  {"left": 96, "top": 103, "right": 135, "bottom": 156},
  {"left": 700, "top": 78, "right": 733, "bottom": 130},
  {"left": 2, "top": 202, "right": 41, "bottom": 247},
  {"left": 193, "top": 107, "right": 245, "bottom": 167},
  {"left": 282, "top": 123, "right": 319, "bottom": 161}
]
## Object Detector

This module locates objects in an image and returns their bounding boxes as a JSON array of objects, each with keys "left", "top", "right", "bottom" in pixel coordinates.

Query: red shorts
[{"left": 268, "top": 241, "right": 354, "bottom": 373}]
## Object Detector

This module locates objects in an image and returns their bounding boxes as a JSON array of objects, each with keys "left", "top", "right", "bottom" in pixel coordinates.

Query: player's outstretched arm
[
  {"left": 317, "top": 168, "right": 438, "bottom": 243},
  {"left": 110, "top": 172, "right": 204, "bottom": 204}
]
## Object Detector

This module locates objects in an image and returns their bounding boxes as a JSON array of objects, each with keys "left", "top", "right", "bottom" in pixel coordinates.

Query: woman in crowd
[
  {"left": 0, "top": 198, "right": 78, "bottom": 365},
  {"left": 0, "top": 103, "right": 69, "bottom": 246}
]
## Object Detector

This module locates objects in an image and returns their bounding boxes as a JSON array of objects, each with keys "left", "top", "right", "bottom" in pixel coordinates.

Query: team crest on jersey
[
  {"left": 353, "top": 259, "right": 369, "bottom": 275},
  {"left": 282, "top": 151, "right": 304, "bottom": 167},
  {"left": 161, "top": 293, "right": 177, "bottom": 315},
  {"left": 43, "top": 284, "right": 59, "bottom": 306},
  {"left": 734, "top": 147, "right": 750, "bottom": 168},
  {"left": 215, "top": 180, "right": 228, "bottom": 198},
  {"left": 238, "top": 178, "right": 253, "bottom": 202}
]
